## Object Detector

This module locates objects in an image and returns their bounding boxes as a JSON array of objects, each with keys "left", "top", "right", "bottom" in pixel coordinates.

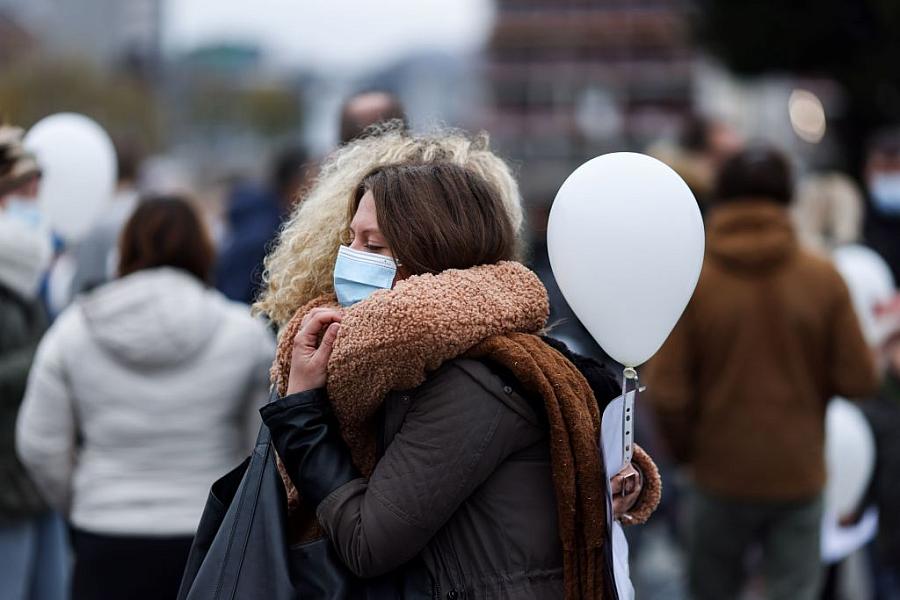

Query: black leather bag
[{"left": 176, "top": 419, "right": 357, "bottom": 600}]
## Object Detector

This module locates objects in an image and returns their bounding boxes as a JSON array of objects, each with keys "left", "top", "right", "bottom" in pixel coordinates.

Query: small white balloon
[
  {"left": 832, "top": 244, "right": 896, "bottom": 345},
  {"left": 24, "top": 113, "right": 116, "bottom": 242},
  {"left": 548, "top": 152, "right": 705, "bottom": 367},
  {"left": 824, "top": 398, "right": 876, "bottom": 518}
]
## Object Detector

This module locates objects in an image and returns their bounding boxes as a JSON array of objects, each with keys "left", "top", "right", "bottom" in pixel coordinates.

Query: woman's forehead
[{"left": 350, "top": 191, "right": 379, "bottom": 232}]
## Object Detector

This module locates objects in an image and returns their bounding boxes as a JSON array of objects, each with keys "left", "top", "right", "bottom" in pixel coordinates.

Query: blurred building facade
[
  {"left": 478, "top": 0, "right": 693, "bottom": 205},
  {"left": 0, "top": 0, "right": 163, "bottom": 71}
]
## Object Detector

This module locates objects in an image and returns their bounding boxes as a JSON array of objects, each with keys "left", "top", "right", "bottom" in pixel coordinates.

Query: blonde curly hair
[{"left": 254, "top": 123, "right": 525, "bottom": 327}]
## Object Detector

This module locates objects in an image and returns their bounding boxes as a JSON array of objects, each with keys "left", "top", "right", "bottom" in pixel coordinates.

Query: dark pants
[
  {"left": 687, "top": 487, "right": 823, "bottom": 600},
  {"left": 70, "top": 528, "right": 193, "bottom": 600}
]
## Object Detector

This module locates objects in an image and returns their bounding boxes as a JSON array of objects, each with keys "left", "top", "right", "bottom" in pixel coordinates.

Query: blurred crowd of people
[
  {"left": 2, "top": 91, "right": 900, "bottom": 600},
  {"left": 643, "top": 117, "right": 900, "bottom": 600}
]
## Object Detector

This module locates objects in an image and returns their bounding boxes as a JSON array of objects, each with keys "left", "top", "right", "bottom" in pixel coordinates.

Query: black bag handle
[
  {"left": 179, "top": 391, "right": 299, "bottom": 600},
  {"left": 210, "top": 421, "right": 273, "bottom": 598}
]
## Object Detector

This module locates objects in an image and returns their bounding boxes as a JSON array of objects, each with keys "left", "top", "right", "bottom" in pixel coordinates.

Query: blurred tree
[
  {"left": 0, "top": 58, "right": 163, "bottom": 150},
  {"left": 694, "top": 0, "right": 900, "bottom": 173},
  {"left": 241, "top": 87, "right": 303, "bottom": 138}
]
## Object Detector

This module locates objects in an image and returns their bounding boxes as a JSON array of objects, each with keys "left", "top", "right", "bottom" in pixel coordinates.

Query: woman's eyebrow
[{"left": 352, "top": 227, "right": 381, "bottom": 237}]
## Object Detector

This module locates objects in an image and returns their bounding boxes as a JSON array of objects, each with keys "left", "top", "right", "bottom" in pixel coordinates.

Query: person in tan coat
[{"left": 644, "top": 147, "right": 878, "bottom": 600}]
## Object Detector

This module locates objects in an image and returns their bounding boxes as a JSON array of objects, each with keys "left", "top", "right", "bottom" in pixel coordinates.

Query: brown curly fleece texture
[{"left": 272, "top": 261, "right": 661, "bottom": 599}]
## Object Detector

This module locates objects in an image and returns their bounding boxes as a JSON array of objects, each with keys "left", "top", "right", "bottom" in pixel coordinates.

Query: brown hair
[
  {"left": 351, "top": 162, "right": 516, "bottom": 275},
  {"left": 714, "top": 147, "right": 793, "bottom": 205},
  {"left": 118, "top": 196, "right": 214, "bottom": 282}
]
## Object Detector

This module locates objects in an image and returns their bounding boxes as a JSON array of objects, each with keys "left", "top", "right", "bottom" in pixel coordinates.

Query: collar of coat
[
  {"left": 707, "top": 198, "right": 797, "bottom": 272},
  {"left": 706, "top": 199, "right": 798, "bottom": 273},
  {"left": 272, "top": 261, "right": 612, "bottom": 599}
]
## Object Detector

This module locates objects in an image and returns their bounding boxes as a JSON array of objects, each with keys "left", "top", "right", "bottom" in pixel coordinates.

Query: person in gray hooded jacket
[{"left": 16, "top": 196, "right": 275, "bottom": 600}]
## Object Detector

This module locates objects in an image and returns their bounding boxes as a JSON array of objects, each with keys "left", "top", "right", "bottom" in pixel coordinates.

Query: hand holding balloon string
[{"left": 611, "top": 463, "right": 643, "bottom": 521}]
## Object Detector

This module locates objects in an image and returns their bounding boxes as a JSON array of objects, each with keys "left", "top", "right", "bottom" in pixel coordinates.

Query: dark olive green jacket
[{"left": 0, "top": 283, "right": 48, "bottom": 523}]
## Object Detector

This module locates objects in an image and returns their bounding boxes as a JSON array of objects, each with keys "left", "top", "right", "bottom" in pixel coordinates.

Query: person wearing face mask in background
[
  {"left": 864, "top": 129, "right": 900, "bottom": 282},
  {"left": 0, "top": 126, "right": 67, "bottom": 600},
  {"left": 645, "top": 148, "right": 878, "bottom": 600}
]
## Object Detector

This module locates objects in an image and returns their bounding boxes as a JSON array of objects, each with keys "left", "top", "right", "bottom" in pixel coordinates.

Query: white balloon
[
  {"left": 825, "top": 398, "right": 876, "bottom": 518},
  {"left": 24, "top": 113, "right": 116, "bottom": 242},
  {"left": 832, "top": 244, "right": 896, "bottom": 345},
  {"left": 548, "top": 153, "right": 705, "bottom": 367}
]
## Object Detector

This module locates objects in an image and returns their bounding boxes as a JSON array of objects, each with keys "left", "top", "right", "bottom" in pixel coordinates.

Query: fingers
[
  {"left": 610, "top": 464, "right": 643, "bottom": 521},
  {"left": 612, "top": 486, "right": 642, "bottom": 520},
  {"left": 317, "top": 322, "right": 340, "bottom": 357},
  {"left": 300, "top": 322, "right": 340, "bottom": 376},
  {"left": 285, "top": 312, "right": 342, "bottom": 394},
  {"left": 301, "top": 307, "right": 343, "bottom": 329},
  {"left": 610, "top": 474, "right": 624, "bottom": 496},
  {"left": 609, "top": 465, "right": 635, "bottom": 493},
  {"left": 615, "top": 463, "right": 639, "bottom": 479},
  {"left": 294, "top": 310, "right": 343, "bottom": 350}
]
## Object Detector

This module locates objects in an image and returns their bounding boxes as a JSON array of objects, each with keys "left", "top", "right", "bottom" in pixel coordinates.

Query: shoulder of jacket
[
  {"left": 410, "top": 357, "right": 488, "bottom": 393},
  {"left": 793, "top": 250, "right": 850, "bottom": 296},
  {"left": 417, "top": 358, "right": 542, "bottom": 427},
  {"left": 791, "top": 246, "right": 836, "bottom": 274},
  {"left": 26, "top": 304, "right": 86, "bottom": 367},
  {"left": 208, "top": 293, "right": 271, "bottom": 333},
  {"left": 220, "top": 300, "right": 265, "bottom": 329},
  {"left": 52, "top": 303, "right": 89, "bottom": 340}
]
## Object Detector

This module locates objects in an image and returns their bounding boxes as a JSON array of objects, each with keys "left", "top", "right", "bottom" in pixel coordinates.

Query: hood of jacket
[
  {"left": 706, "top": 200, "right": 797, "bottom": 273},
  {"left": 80, "top": 267, "right": 223, "bottom": 367}
]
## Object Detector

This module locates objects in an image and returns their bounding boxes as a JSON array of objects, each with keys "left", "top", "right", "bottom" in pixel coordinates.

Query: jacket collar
[{"left": 707, "top": 199, "right": 797, "bottom": 273}]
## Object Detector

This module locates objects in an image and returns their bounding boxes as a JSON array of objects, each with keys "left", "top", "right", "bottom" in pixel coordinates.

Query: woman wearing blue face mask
[{"left": 260, "top": 161, "right": 662, "bottom": 600}]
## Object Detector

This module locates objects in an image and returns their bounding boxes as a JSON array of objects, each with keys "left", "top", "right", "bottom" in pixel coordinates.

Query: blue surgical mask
[
  {"left": 870, "top": 173, "right": 900, "bottom": 216},
  {"left": 333, "top": 245, "right": 397, "bottom": 307},
  {"left": 4, "top": 198, "right": 44, "bottom": 230}
]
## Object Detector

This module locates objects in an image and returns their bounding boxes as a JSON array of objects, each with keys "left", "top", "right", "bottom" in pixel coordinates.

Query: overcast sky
[{"left": 163, "top": 0, "right": 495, "bottom": 75}]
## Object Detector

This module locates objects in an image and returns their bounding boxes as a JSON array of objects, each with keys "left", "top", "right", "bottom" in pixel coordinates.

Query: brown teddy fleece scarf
[{"left": 271, "top": 261, "right": 660, "bottom": 600}]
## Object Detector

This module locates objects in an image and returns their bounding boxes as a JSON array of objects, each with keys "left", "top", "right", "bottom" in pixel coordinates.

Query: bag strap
[
  {"left": 249, "top": 388, "right": 277, "bottom": 449},
  {"left": 213, "top": 390, "right": 278, "bottom": 599}
]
